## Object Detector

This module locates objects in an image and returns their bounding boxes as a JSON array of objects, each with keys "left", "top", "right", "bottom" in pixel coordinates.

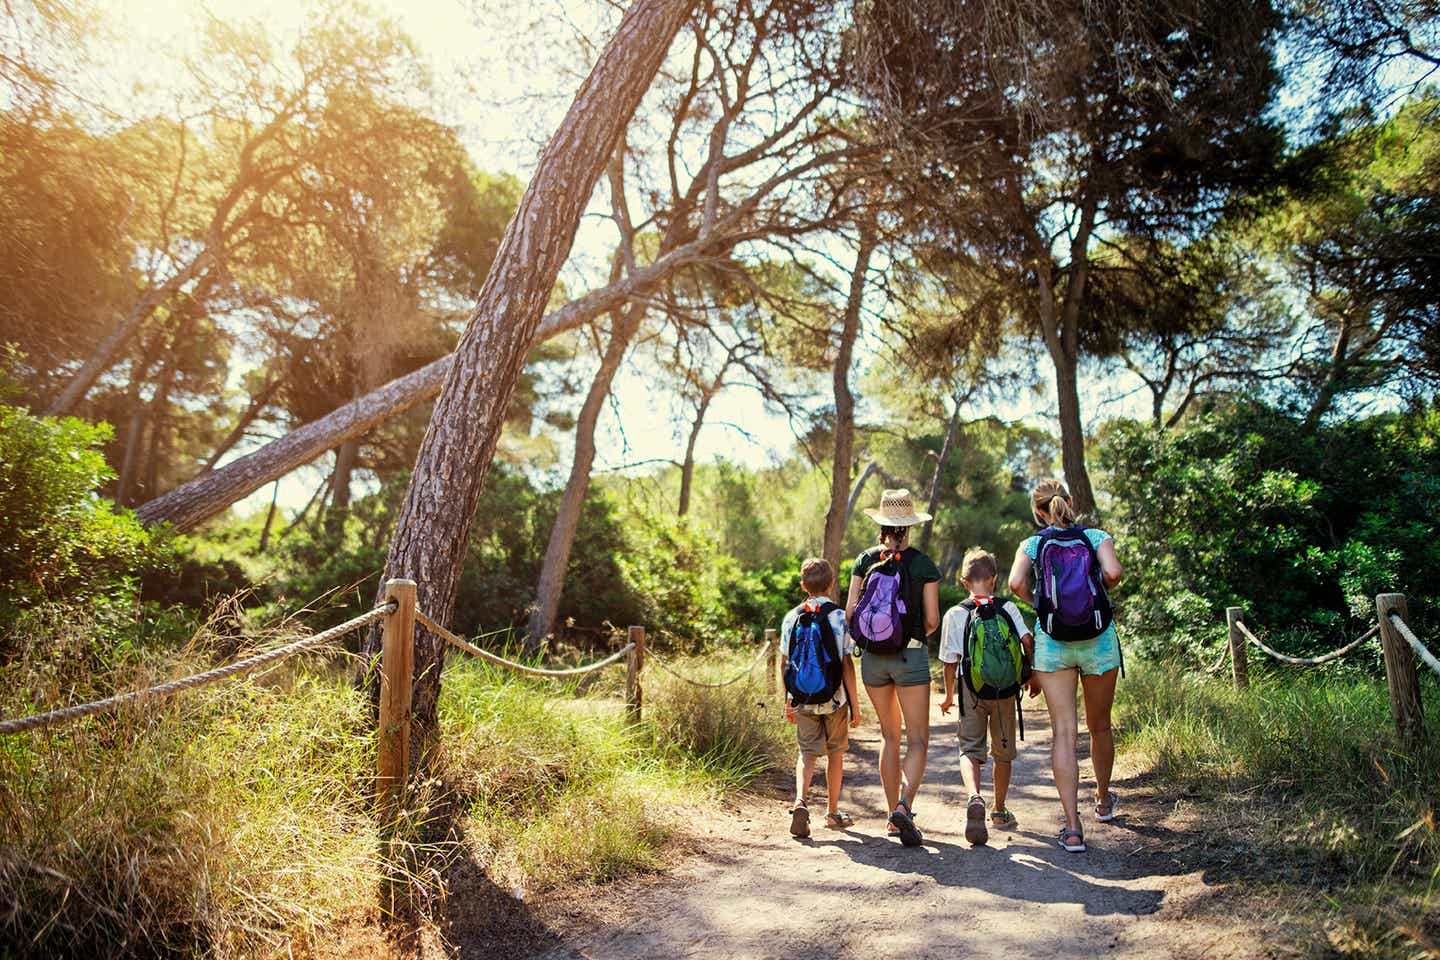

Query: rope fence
[
  {"left": 0, "top": 602, "right": 395, "bottom": 737},
  {"left": 648, "top": 641, "right": 772, "bottom": 689},
  {"left": 415, "top": 609, "right": 635, "bottom": 678},
  {"left": 1235, "top": 620, "right": 1378, "bottom": 666},
  {"left": 1388, "top": 612, "right": 1440, "bottom": 679},
  {"left": 1224, "top": 593, "right": 1432, "bottom": 752}
]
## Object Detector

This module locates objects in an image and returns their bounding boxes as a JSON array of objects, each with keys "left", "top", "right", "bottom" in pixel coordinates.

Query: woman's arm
[
  {"left": 846, "top": 572, "right": 863, "bottom": 621},
  {"left": 1097, "top": 538, "right": 1123, "bottom": 590},
  {"left": 923, "top": 581, "right": 940, "bottom": 637},
  {"left": 1008, "top": 544, "right": 1034, "bottom": 603}
]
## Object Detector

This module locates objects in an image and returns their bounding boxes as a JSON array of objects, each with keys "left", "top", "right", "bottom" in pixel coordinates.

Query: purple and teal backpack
[
  {"left": 1033, "top": 526, "right": 1114, "bottom": 643},
  {"left": 853, "top": 549, "right": 911, "bottom": 654}
]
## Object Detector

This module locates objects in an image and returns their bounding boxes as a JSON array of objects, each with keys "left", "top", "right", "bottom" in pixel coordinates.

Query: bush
[
  {"left": 1100, "top": 400, "right": 1440, "bottom": 663},
  {"left": 0, "top": 404, "right": 154, "bottom": 609}
]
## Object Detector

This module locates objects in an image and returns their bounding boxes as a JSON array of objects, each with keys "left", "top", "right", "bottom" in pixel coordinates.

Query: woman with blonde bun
[{"left": 1007, "top": 479, "right": 1124, "bottom": 854}]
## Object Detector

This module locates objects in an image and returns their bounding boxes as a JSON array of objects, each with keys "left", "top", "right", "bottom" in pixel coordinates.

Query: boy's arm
[
  {"left": 941, "top": 661, "right": 958, "bottom": 713},
  {"left": 781, "top": 654, "right": 796, "bottom": 721},
  {"left": 841, "top": 657, "right": 861, "bottom": 726}
]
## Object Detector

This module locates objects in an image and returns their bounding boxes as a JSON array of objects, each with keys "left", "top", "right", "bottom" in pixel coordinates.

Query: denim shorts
[
  {"left": 860, "top": 644, "right": 931, "bottom": 687},
  {"left": 1032, "top": 628, "right": 1122, "bottom": 676}
]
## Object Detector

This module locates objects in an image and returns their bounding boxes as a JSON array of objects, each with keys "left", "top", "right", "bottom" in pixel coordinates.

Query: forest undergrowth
[
  {"left": 0, "top": 600, "right": 787, "bottom": 959},
  {"left": 1115, "top": 664, "right": 1440, "bottom": 960}
]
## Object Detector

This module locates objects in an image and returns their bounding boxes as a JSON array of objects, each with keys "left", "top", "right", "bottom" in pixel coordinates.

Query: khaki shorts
[
  {"left": 958, "top": 688, "right": 1018, "bottom": 764},
  {"left": 796, "top": 708, "right": 850, "bottom": 757}
]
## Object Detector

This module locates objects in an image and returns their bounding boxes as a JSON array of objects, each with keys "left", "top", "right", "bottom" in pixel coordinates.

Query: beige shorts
[
  {"left": 958, "top": 689, "right": 1018, "bottom": 764},
  {"left": 796, "top": 709, "right": 849, "bottom": 757}
]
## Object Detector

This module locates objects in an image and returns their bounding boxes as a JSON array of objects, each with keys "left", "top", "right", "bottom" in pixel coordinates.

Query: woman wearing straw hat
[{"left": 846, "top": 488, "right": 942, "bottom": 846}]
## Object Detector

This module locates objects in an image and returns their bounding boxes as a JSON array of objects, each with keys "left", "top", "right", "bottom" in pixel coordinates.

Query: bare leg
[
  {"left": 896, "top": 682, "right": 931, "bottom": 809},
  {"left": 1034, "top": 668, "right": 1081, "bottom": 834},
  {"left": 960, "top": 755, "right": 983, "bottom": 799},
  {"left": 993, "top": 760, "right": 1012, "bottom": 811},
  {"left": 826, "top": 749, "right": 844, "bottom": 813},
  {"left": 1080, "top": 667, "right": 1119, "bottom": 806},
  {"left": 794, "top": 752, "right": 818, "bottom": 805},
  {"left": 865, "top": 683, "right": 902, "bottom": 812}
]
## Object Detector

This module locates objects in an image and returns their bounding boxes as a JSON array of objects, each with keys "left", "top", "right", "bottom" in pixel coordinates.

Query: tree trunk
[
  {"left": 258, "top": 480, "right": 280, "bottom": 552},
  {"left": 358, "top": 0, "right": 694, "bottom": 740},
  {"left": 117, "top": 409, "right": 147, "bottom": 507},
  {"left": 1052, "top": 347, "right": 1097, "bottom": 516},
  {"left": 326, "top": 438, "right": 359, "bottom": 540},
  {"left": 523, "top": 307, "right": 642, "bottom": 652},
  {"left": 677, "top": 387, "right": 716, "bottom": 517},
  {"left": 918, "top": 395, "right": 962, "bottom": 553},
  {"left": 821, "top": 222, "right": 876, "bottom": 591},
  {"left": 139, "top": 356, "right": 178, "bottom": 504}
]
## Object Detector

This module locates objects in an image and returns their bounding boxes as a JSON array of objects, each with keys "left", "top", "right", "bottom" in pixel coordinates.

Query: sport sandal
[
  {"left": 965, "top": 794, "right": 988, "bottom": 846},
  {"left": 825, "top": 810, "right": 854, "bottom": 829},
  {"left": 1057, "top": 826, "right": 1086, "bottom": 853},
  {"left": 889, "top": 799, "right": 923, "bottom": 848},
  {"left": 1095, "top": 791, "right": 1119, "bottom": 823},
  {"left": 990, "top": 808, "right": 1017, "bottom": 829},
  {"left": 789, "top": 802, "right": 810, "bottom": 838}
]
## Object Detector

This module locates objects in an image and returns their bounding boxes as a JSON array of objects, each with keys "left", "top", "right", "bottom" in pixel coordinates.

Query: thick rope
[
  {"left": 0, "top": 603, "right": 395, "bottom": 737},
  {"left": 1388, "top": 613, "right": 1440, "bottom": 679},
  {"left": 1235, "top": 620, "right": 1378, "bottom": 666},
  {"left": 647, "top": 641, "right": 772, "bottom": 688},
  {"left": 416, "top": 610, "right": 634, "bottom": 677},
  {"left": 1203, "top": 638, "right": 1230, "bottom": 674}
]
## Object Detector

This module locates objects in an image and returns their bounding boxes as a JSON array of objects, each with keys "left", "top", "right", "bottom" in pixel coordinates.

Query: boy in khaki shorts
[
  {"left": 781, "top": 558, "right": 861, "bottom": 838},
  {"left": 939, "top": 548, "right": 1035, "bottom": 846}
]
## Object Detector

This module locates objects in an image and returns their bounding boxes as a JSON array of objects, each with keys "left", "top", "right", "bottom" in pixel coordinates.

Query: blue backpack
[{"left": 784, "top": 601, "right": 844, "bottom": 705}]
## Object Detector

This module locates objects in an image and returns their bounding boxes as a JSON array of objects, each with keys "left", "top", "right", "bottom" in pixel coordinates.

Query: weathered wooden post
[
  {"left": 377, "top": 578, "right": 416, "bottom": 813},
  {"left": 765, "top": 627, "right": 780, "bottom": 695},
  {"left": 625, "top": 625, "right": 646, "bottom": 720},
  {"left": 1226, "top": 606, "right": 1249, "bottom": 690},
  {"left": 1376, "top": 593, "right": 1424, "bottom": 748}
]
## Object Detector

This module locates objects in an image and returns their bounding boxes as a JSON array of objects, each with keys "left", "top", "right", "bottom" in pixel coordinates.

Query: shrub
[{"left": 0, "top": 404, "right": 154, "bottom": 608}]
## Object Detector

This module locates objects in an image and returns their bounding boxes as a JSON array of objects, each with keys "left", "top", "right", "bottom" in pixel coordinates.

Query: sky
[{"left": 95, "top": 0, "right": 1211, "bottom": 514}]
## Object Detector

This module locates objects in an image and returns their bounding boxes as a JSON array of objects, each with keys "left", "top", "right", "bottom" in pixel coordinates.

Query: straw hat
[{"left": 863, "top": 488, "right": 932, "bottom": 526}]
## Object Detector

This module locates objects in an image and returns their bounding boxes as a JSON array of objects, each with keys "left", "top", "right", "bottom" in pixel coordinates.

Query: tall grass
[
  {"left": 1116, "top": 663, "right": 1440, "bottom": 956},
  {"left": 0, "top": 607, "right": 786, "bottom": 957}
]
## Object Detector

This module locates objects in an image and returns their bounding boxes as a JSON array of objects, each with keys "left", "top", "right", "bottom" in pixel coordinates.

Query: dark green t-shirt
[{"left": 851, "top": 546, "right": 942, "bottom": 640}]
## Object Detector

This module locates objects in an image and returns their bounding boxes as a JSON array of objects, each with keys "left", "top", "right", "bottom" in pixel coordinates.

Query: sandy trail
[{"left": 534, "top": 695, "right": 1254, "bottom": 960}]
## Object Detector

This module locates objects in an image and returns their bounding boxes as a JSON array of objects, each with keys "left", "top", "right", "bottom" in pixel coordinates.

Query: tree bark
[
  {"left": 677, "top": 382, "right": 719, "bottom": 517},
  {"left": 326, "top": 438, "right": 359, "bottom": 540},
  {"left": 821, "top": 222, "right": 876, "bottom": 590},
  {"left": 918, "top": 394, "right": 962, "bottom": 553},
  {"left": 117, "top": 409, "right": 147, "bottom": 507},
  {"left": 1052, "top": 347, "right": 1096, "bottom": 516},
  {"left": 523, "top": 307, "right": 641, "bottom": 652},
  {"left": 258, "top": 480, "right": 280, "bottom": 552},
  {"left": 359, "top": 0, "right": 694, "bottom": 738}
]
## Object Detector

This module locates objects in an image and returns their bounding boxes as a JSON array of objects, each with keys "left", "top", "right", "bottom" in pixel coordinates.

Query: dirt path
[{"left": 533, "top": 697, "right": 1257, "bottom": 960}]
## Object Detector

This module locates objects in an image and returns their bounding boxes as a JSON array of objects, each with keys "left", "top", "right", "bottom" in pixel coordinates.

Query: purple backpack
[
  {"left": 853, "top": 549, "right": 910, "bottom": 654},
  {"left": 1033, "top": 526, "right": 1114, "bottom": 643}
]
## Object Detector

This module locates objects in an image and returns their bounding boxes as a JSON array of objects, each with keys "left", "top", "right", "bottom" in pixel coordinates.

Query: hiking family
[{"left": 779, "top": 482, "right": 1124, "bottom": 853}]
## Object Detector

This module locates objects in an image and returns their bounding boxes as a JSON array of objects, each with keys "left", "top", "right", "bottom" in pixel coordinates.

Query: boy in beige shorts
[
  {"left": 781, "top": 558, "right": 861, "bottom": 838},
  {"left": 939, "top": 548, "right": 1035, "bottom": 846}
]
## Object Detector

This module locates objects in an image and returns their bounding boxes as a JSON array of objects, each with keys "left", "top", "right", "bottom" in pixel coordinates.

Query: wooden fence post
[
  {"left": 377, "top": 578, "right": 416, "bottom": 813},
  {"left": 1376, "top": 593, "right": 1424, "bottom": 749},
  {"left": 625, "top": 625, "right": 646, "bottom": 720},
  {"left": 1226, "top": 606, "right": 1249, "bottom": 690},
  {"left": 765, "top": 627, "right": 780, "bottom": 695}
]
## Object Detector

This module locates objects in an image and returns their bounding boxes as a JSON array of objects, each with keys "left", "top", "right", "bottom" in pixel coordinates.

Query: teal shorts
[
  {"left": 1033, "top": 628, "right": 1122, "bottom": 676},
  {"left": 860, "top": 644, "right": 931, "bottom": 687}
]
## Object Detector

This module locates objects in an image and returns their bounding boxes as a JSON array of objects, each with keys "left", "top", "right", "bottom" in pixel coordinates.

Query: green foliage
[
  {"left": 1101, "top": 399, "right": 1440, "bottom": 661},
  {"left": 0, "top": 403, "right": 153, "bottom": 608},
  {"left": 1117, "top": 664, "right": 1438, "bottom": 898}
]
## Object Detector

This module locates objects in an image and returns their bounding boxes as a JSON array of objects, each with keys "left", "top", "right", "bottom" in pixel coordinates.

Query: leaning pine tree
[{"left": 361, "top": 0, "right": 696, "bottom": 736}]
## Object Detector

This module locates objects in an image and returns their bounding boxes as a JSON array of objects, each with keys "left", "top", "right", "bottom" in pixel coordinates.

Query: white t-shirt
[
  {"left": 939, "top": 598, "right": 1031, "bottom": 664},
  {"left": 779, "top": 598, "right": 854, "bottom": 715}
]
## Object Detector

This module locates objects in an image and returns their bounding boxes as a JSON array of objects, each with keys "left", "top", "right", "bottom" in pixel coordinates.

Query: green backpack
[{"left": 959, "top": 596, "right": 1031, "bottom": 739}]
